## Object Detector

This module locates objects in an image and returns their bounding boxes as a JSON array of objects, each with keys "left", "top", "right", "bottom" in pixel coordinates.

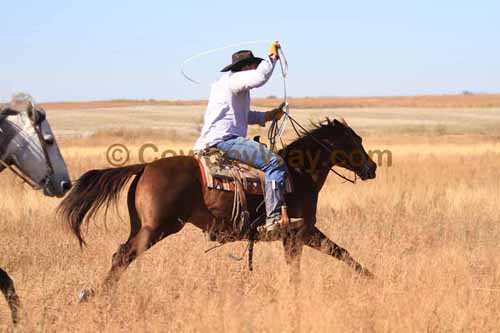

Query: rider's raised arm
[{"left": 229, "top": 58, "right": 276, "bottom": 94}]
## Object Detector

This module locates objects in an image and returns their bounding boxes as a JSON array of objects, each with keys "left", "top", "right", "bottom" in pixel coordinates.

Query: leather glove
[
  {"left": 269, "top": 41, "right": 280, "bottom": 60},
  {"left": 265, "top": 102, "right": 286, "bottom": 122}
]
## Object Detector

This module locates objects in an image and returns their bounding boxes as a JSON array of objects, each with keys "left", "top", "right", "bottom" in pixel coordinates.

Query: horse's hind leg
[
  {"left": 303, "top": 227, "right": 373, "bottom": 278},
  {"left": 84, "top": 160, "right": 197, "bottom": 300},
  {"left": 102, "top": 220, "right": 184, "bottom": 292},
  {"left": 109, "top": 172, "right": 143, "bottom": 271},
  {"left": 0, "top": 267, "right": 20, "bottom": 325},
  {"left": 78, "top": 174, "right": 146, "bottom": 302}
]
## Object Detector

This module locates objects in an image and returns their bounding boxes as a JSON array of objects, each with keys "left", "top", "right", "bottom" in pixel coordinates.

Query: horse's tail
[{"left": 58, "top": 164, "right": 145, "bottom": 247}]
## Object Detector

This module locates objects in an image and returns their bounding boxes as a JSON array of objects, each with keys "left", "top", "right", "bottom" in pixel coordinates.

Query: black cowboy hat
[{"left": 220, "top": 50, "right": 264, "bottom": 72}]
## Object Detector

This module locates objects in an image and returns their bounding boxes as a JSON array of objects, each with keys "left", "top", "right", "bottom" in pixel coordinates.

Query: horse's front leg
[
  {"left": 0, "top": 267, "right": 20, "bottom": 325},
  {"left": 303, "top": 226, "right": 373, "bottom": 278},
  {"left": 282, "top": 232, "right": 303, "bottom": 285}
]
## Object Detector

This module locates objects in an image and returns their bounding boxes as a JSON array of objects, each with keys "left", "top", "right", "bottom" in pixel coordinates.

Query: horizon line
[{"left": 37, "top": 92, "right": 500, "bottom": 105}]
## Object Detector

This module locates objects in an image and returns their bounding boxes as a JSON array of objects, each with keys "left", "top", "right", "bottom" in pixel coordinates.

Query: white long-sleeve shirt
[{"left": 193, "top": 58, "right": 276, "bottom": 150}]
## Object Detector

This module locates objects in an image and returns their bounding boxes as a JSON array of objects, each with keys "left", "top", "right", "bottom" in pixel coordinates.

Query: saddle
[
  {"left": 196, "top": 148, "right": 298, "bottom": 259},
  {"left": 195, "top": 148, "right": 292, "bottom": 195}
]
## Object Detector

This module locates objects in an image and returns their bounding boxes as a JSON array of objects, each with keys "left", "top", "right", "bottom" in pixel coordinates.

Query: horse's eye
[{"left": 43, "top": 134, "right": 54, "bottom": 145}]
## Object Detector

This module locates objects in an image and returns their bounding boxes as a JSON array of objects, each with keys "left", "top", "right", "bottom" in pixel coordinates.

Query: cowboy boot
[{"left": 259, "top": 206, "right": 304, "bottom": 238}]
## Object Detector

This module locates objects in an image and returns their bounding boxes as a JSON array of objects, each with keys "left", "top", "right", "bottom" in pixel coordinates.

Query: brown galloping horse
[{"left": 59, "top": 118, "right": 377, "bottom": 298}]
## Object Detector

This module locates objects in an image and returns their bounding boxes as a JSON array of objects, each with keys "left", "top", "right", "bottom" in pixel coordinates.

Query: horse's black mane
[{"left": 281, "top": 117, "right": 340, "bottom": 153}]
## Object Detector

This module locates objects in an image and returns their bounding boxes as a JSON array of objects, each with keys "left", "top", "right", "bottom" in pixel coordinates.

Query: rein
[{"left": 276, "top": 112, "right": 358, "bottom": 184}]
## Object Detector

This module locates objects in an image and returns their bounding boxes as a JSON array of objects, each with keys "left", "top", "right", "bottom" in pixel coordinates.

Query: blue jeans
[{"left": 216, "top": 137, "right": 287, "bottom": 218}]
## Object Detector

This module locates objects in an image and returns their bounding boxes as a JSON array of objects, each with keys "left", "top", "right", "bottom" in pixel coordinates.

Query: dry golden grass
[
  {"left": 42, "top": 102, "right": 500, "bottom": 142},
  {"left": 1, "top": 104, "right": 500, "bottom": 331}
]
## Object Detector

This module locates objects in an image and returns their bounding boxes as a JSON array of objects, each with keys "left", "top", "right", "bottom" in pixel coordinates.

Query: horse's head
[
  {"left": 318, "top": 118, "right": 377, "bottom": 180},
  {"left": 0, "top": 94, "right": 71, "bottom": 197}
]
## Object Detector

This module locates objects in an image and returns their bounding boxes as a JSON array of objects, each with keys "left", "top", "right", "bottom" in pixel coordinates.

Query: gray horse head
[{"left": 0, "top": 94, "right": 71, "bottom": 197}]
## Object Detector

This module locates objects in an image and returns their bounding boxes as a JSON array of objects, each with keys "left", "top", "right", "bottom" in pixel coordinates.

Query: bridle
[
  {"left": 281, "top": 114, "right": 358, "bottom": 184},
  {"left": 27, "top": 103, "right": 55, "bottom": 177}
]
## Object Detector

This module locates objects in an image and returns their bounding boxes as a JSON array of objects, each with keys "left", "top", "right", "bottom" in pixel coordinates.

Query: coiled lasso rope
[{"left": 181, "top": 40, "right": 274, "bottom": 84}]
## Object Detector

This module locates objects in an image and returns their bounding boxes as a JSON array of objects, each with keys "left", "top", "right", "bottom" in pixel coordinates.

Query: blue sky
[{"left": 1, "top": 0, "right": 498, "bottom": 101}]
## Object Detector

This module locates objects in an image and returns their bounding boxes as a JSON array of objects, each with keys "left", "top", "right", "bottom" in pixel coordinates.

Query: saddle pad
[{"left": 195, "top": 149, "right": 292, "bottom": 196}]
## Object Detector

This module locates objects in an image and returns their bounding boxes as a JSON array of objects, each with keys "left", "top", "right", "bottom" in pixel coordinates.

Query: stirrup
[
  {"left": 257, "top": 220, "right": 281, "bottom": 240},
  {"left": 265, "top": 218, "right": 281, "bottom": 232},
  {"left": 257, "top": 216, "right": 304, "bottom": 237},
  {"left": 277, "top": 206, "right": 304, "bottom": 230}
]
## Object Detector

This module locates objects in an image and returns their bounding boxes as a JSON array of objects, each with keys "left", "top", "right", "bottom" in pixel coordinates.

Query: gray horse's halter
[{"left": 0, "top": 99, "right": 56, "bottom": 190}]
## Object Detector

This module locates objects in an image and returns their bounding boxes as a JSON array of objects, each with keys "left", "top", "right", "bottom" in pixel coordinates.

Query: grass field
[{"left": 1, "top": 102, "right": 500, "bottom": 331}]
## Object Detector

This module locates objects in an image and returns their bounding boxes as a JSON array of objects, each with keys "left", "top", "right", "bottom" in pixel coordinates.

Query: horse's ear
[
  {"left": 331, "top": 119, "right": 347, "bottom": 138},
  {"left": 333, "top": 118, "right": 349, "bottom": 127}
]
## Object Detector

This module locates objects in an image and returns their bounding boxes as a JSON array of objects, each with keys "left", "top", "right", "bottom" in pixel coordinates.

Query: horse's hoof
[
  {"left": 11, "top": 308, "right": 20, "bottom": 325},
  {"left": 78, "top": 289, "right": 94, "bottom": 303},
  {"left": 7, "top": 295, "right": 20, "bottom": 325}
]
